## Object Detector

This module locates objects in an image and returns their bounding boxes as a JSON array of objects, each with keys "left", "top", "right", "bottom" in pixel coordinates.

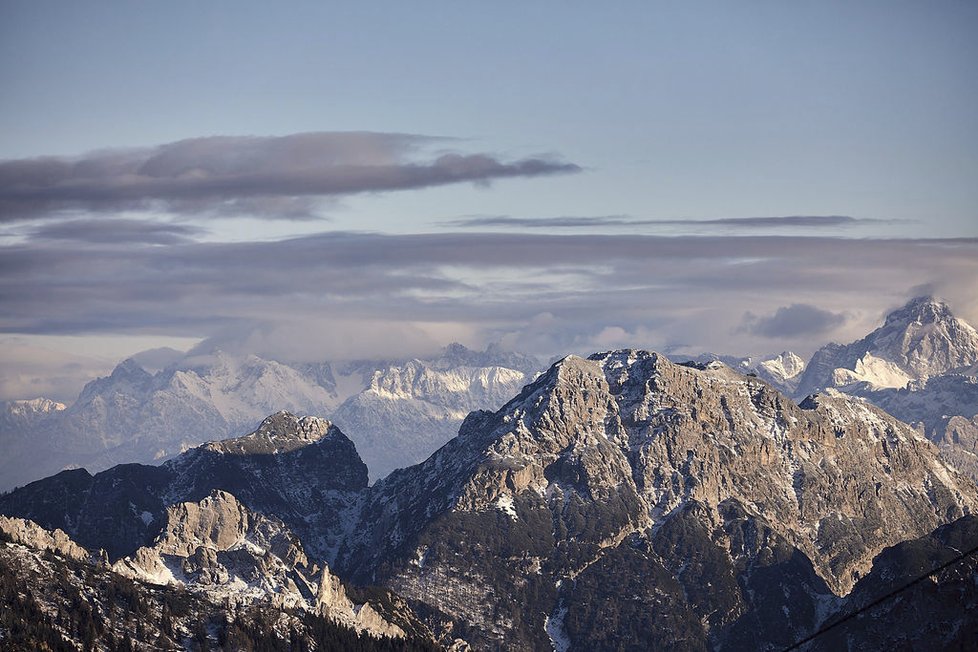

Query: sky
[{"left": 1, "top": 1, "right": 976, "bottom": 401}]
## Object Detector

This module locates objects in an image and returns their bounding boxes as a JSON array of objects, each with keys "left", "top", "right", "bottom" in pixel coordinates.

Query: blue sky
[{"left": 1, "top": 1, "right": 977, "bottom": 399}]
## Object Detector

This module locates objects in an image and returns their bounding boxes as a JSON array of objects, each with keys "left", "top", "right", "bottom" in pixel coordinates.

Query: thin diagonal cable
[{"left": 782, "top": 541, "right": 978, "bottom": 651}]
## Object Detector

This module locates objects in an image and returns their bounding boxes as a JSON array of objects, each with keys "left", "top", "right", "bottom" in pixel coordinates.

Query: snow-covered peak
[
  {"left": 883, "top": 295, "right": 952, "bottom": 327},
  {"left": 757, "top": 351, "right": 806, "bottom": 381},
  {"left": 796, "top": 296, "right": 978, "bottom": 397},
  {"left": 74, "top": 357, "right": 152, "bottom": 403},
  {"left": 329, "top": 347, "right": 541, "bottom": 480},
  {"left": 868, "top": 296, "right": 978, "bottom": 375},
  {"left": 831, "top": 352, "right": 913, "bottom": 390},
  {"left": 3, "top": 397, "right": 66, "bottom": 417},
  {"left": 112, "top": 357, "right": 151, "bottom": 378}
]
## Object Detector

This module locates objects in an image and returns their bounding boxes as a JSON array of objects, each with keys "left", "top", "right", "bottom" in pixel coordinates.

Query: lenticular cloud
[{"left": 0, "top": 131, "right": 580, "bottom": 221}]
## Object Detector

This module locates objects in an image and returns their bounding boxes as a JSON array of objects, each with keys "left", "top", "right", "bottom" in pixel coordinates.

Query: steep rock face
[
  {"left": 0, "top": 412, "right": 367, "bottom": 563},
  {"left": 796, "top": 296, "right": 978, "bottom": 396},
  {"left": 845, "top": 375, "right": 978, "bottom": 481},
  {"left": 165, "top": 413, "right": 368, "bottom": 562},
  {"left": 943, "top": 415, "right": 978, "bottom": 478},
  {"left": 341, "top": 351, "right": 976, "bottom": 650}
]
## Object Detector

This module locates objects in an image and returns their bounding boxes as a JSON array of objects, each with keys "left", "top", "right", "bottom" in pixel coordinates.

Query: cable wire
[{"left": 782, "top": 540, "right": 978, "bottom": 651}]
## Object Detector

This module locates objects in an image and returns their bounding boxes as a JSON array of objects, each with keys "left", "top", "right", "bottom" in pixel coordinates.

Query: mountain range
[
  {"left": 5, "top": 296, "right": 977, "bottom": 494},
  {"left": 2, "top": 349, "right": 976, "bottom": 650},
  {"left": 0, "top": 343, "right": 540, "bottom": 490}
]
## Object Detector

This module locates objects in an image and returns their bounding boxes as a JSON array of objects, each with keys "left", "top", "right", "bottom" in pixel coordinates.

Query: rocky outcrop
[
  {"left": 0, "top": 530, "right": 433, "bottom": 651},
  {"left": 112, "top": 489, "right": 405, "bottom": 638},
  {"left": 845, "top": 375, "right": 978, "bottom": 482},
  {"left": 0, "top": 515, "right": 92, "bottom": 562},
  {"left": 807, "top": 514, "right": 978, "bottom": 651}
]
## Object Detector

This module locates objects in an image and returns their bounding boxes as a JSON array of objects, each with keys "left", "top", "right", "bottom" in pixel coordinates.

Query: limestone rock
[{"left": 0, "top": 515, "right": 91, "bottom": 562}]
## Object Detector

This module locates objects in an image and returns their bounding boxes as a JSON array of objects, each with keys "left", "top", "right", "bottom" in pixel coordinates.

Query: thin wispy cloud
[
  {"left": 28, "top": 218, "right": 206, "bottom": 245},
  {"left": 0, "top": 132, "right": 581, "bottom": 221},
  {"left": 442, "top": 214, "right": 892, "bottom": 230}
]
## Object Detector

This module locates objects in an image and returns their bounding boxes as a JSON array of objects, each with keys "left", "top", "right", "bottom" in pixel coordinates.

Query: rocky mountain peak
[
  {"left": 883, "top": 295, "right": 952, "bottom": 326},
  {"left": 758, "top": 350, "right": 806, "bottom": 379},
  {"left": 1, "top": 397, "right": 67, "bottom": 433},
  {"left": 255, "top": 411, "right": 332, "bottom": 441},
  {"left": 111, "top": 357, "right": 152, "bottom": 380},
  {"left": 75, "top": 357, "right": 153, "bottom": 401},
  {"left": 103, "top": 490, "right": 408, "bottom": 638},
  {"left": 202, "top": 411, "right": 336, "bottom": 456},
  {"left": 3, "top": 397, "right": 67, "bottom": 416},
  {"left": 863, "top": 296, "right": 978, "bottom": 373},
  {"left": 352, "top": 348, "right": 976, "bottom": 604}
]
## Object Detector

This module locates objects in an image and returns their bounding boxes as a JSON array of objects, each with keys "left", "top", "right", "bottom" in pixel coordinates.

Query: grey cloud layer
[
  {"left": 2, "top": 231, "right": 975, "bottom": 360},
  {"left": 0, "top": 132, "right": 580, "bottom": 220},
  {"left": 741, "top": 304, "right": 849, "bottom": 338}
]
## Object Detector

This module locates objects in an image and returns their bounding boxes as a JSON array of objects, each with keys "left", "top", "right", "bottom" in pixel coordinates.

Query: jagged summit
[
  {"left": 0, "top": 411, "right": 369, "bottom": 562},
  {"left": 329, "top": 344, "right": 540, "bottom": 479},
  {"left": 1, "top": 398, "right": 66, "bottom": 428},
  {"left": 883, "top": 295, "right": 953, "bottom": 325},
  {"left": 670, "top": 349, "right": 807, "bottom": 395},
  {"left": 0, "top": 342, "right": 542, "bottom": 490},
  {"left": 757, "top": 350, "right": 806, "bottom": 379}
]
